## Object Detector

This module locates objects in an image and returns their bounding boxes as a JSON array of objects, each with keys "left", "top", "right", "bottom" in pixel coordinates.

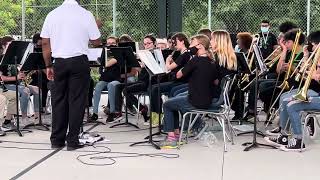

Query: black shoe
[
  {"left": 51, "top": 144, "right": 65, "bottom": 149},
  {"left": 280, "top": 138, "right": 306, "bottom": 152},
  {"left": 264, "top": 134, "right": 288, "bottom": 147},
  {"left": 307, "top": 117, "right": 315, "bottom": 138},
  {"left": 106, "top": 113, "right": 123, "bottom": 123},
  {"left": 66, "top": 143, "right": 85, "bottom": 151},
  {"left": 87, "top": 113, "right": 98, "bottom": 123}
]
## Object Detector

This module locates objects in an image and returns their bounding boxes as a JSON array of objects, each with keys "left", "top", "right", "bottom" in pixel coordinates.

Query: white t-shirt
[{"left": 40, "top": 0, "right": 101, "bottom": 59}]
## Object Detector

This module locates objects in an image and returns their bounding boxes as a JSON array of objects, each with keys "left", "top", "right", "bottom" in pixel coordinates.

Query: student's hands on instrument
[
  {"left": 279, "top": 38, "right": 287, "bottom": 52},
  {"left": 281, "top": 63, "right": 289, "bottom": 72},
  {"left": 17, "top": 72, "right": 26, "bottom": 80},
  {"left": 303, "top": 45, "right": 310, "bottom": 58}
]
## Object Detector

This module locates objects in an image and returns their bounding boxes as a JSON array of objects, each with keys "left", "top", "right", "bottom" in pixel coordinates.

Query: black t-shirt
[
  {"left": 99, "top": 63, "right": 121, "bottom": 82},
  {"left": 169, "top": 52, "right": 191, "bottom": 81},
  {"left": 0, "top": 65, "right": 16, "bottom": 85},
  {"left": 181, "top": 56, "right": 218, "bottom": 109},
  {"left": 258, "top": 32, "right": 278, "bottom": 59}
]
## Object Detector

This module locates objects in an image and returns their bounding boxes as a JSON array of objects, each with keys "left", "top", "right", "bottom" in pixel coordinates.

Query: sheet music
[
  {"left": 253, "top": 44, "right": 268, "bottom": 74},
  {"left": 20, "top": 43, "right": 34, "bottom": 65},
  {"left": 153, "top": 49, "right": 168, "bottom": 73},
  {"left": 138, "top": 50, "right": 164, "bottom": 75},
  {"left": 88, "top": 48, "right": 102, "bottom": 61}
]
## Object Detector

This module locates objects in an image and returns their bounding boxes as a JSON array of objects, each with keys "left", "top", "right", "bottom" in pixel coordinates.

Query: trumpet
[{"left": 293, "top": 44, "right": 320, "bottom": 101}]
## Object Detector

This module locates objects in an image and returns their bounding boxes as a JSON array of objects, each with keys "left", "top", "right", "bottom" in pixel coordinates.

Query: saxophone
[{"left": 23, "top": 70, "right": 36, "bottom": 87}]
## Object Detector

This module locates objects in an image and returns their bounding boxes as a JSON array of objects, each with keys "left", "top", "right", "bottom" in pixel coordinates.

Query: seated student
[
  {"left": 0, "top": 90, "right": 17, "bottom": 135},
  {"left": 0, "top": 36, "right": 38, "bottom": 127},
  {"left": 150, "top": 33, "right": 191, "bottom": 125},
  {"left": 160, "top": 34, "right": 219, "bottom": 148},
  {"left": 106, "top": 34, "right": 156, "bottom": 123},
  {"left": 244, "top": 22, "right": 298, "bottom": 121},
  {"left": 265, "top": 31, "right": 320, "bottom": 136},
  {"left": 160, "top": 31, "right": 238, "bottom": 148},
  {"left": 264, "top": 46, "right": 320, "bottom": 151},
  {"left": 198, "top": 28, "right": 212, "bottom": 40},
  {"left": 104, "top": 34, "right": 140, "bottom": 116},
  {"left": 88, "top": 36, "right": 121, "bottom": 122},
  {"left": 244, "top": 28, "right": 305, "bottom": 121},
  {"left": 156, "top": 38, "right": 168, "bottom": 50}
]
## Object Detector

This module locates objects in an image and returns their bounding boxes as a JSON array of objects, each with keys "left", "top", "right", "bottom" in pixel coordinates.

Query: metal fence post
[
  {"left": 208, "top": 0, "right": 212, "bottom": 30},
  {"left": 307, "top": 0, "right": 311, "bottom": 35},
  {"left": 22, "top": 0, "right": 26, "bottom": 40},
  {"left": 112, "top": 0, "right": 116, "bottom": 36}
]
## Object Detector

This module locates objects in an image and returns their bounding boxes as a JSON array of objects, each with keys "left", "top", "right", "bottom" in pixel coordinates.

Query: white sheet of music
[
  {"left": 153, "top": 49, "right": 168, "bottom": 73},
  {"left": 20, "top": 43, "right": 34, "bottom": 66},
  {"left": 138, "top": 50, "right": 164, "bottom": 75},
  {"left": 88, "top": 48, "right": 102, "bottom": 61}
]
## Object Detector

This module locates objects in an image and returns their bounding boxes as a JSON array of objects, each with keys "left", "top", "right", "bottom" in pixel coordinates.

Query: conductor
[{"left": 40, "top": 0, "right": 101, "bottom": 151}]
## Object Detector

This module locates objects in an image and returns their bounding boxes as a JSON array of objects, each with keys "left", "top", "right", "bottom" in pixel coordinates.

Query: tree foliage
[{"left": 1, "top": 0, "right": 319, "bottom": 40}]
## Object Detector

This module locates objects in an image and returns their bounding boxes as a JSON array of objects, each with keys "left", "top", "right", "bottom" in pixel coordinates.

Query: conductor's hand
[{"left": 46, "top": 67, "right": 54, "bottom": 81}]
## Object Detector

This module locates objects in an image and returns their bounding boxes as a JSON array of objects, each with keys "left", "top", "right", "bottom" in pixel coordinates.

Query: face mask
[
  {"left": 234, "top": 45, "right": 241, "bottom": 53},
  {"left": 188, "top": 46, "right": 199, "bottom": 55},
  {"left": 261, "top": 26, "right": 269, "bottom": 33}
]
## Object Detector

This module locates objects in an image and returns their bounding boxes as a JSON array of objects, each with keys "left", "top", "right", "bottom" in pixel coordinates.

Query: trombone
[
  {"left": 240, "top": 34, "right": 260, "bottom": 84},
  {"left": 241, "top": 46, "right": 282, "bottom": 91},
  {"left": 265, "top": 29, "right": 302, "bottom": 125},
  {"left": 293, "top": 44, "right": 320, "bottom": 101}
]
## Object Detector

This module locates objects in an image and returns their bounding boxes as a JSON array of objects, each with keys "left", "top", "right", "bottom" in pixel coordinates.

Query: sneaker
[
  {"left": 265, "top": 127, "right": 281, "bottom": 136},
  {"left": 87, "top": 113, "right": 98, "bottom": 123},
  {"left": 0, "top": 127, "right": 6, "bottom": 136},
  {"left": 102, "top": 105, "right": 110, "bottom": 116},
  {"left": 106, "top": 112, "right": 123, "bottom": 123},
  {"left": 264, "top": 134, "right": 288, "bottom": 147},
  {"left": 159, "top": 136, "right": 178, "bottom": 149},
  {"left": 279, "top": 138, "right": 306, "bottom": 152},
  {"left": 2, "top": 122, "right": 17, "bottom": 131},
  {"left": 306, "top": 117, "right": 316, "bottom": 139}
]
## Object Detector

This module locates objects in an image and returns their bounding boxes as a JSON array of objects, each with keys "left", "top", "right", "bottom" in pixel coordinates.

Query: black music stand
[
  {"left": 109, "top": 47, "right": 140, "bottom": 129},
  {"left": 21, "top": 52, "right": 50, "bottom": 131},
  {"left": 0, "top": 41, "right": 33, "bottom": 136},
  {"left": 130, "top": 67, "right": 163, "bottom": 149},
  {"left": 241, "top": 44, "right": 276, "bottom": 151}
]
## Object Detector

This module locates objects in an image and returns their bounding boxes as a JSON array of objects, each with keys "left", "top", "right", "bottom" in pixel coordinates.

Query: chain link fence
[{"left": 1, "top": 0, "right": 319, "bottom": 41}]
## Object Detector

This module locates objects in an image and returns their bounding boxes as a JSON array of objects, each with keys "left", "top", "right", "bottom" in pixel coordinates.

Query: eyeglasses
[{"left": 144, "top": 42, "right": 153, "bottom": 46}]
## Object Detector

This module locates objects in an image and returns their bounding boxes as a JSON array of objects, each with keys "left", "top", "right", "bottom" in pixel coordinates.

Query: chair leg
[
  {"left": 136, "top": 95, "right": 141, "bottom": 125},
  {"left": 220, "top": 116, "right": 227, "bottom": 152},
  {"left": 179, "top": 114, "right": 187, "bottom": 148},
  {"left": 224, "top": 113, "right": 235, "bottom": 145},
  {"left": 301, "top": 114, "right": 310, "bottom": 152}
]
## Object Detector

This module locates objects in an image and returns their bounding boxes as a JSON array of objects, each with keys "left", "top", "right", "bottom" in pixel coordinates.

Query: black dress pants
[{"left": 50, "top": 55, "right": 90, "bottom": 146}]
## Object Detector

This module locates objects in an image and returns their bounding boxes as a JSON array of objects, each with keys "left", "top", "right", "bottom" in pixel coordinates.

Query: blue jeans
[
  {"left": 169, "top": 83, "right": 188, "bottom": 97},
  {"left": 163, "top": 95, "right": 219, "bottom": 132},
  {"left": 93, "top": 81, "right": 109, "bottom": 114},
  {"left": 280, "top": 89, "right": 320, "bottom": 136},
  {"left": 107, "top": 81, "right": 121, "bottom": 113},
  {"left": 6, "top": 84, "right": 40, "bottom": 114}
]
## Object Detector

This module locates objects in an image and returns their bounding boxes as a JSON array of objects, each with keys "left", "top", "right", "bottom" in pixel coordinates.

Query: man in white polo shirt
[{"left": 40, "top": 0, "right": 101, "bottom": 151}]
